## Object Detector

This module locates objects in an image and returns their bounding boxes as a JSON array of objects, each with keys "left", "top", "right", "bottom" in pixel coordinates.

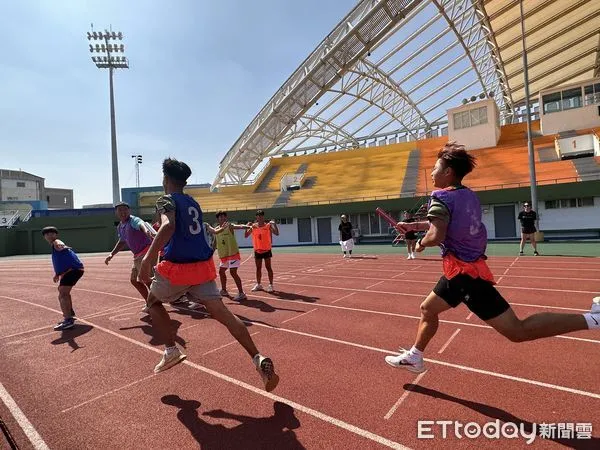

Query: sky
[{"left": 0, "top": 0, "right": 351, "bottom": 207}]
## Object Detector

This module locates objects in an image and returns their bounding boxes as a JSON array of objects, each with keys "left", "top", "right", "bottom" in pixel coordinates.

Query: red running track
[{"left": 0, "top": 251, "right": 599, "bottom": 449}]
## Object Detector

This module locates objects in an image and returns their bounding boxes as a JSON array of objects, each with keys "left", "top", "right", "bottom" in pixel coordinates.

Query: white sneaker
[
  {"left": 154, "top": 347, "right": 186, "bottom": 373},
  {"left": 233, "top": 293, "right": 247, "bottom": 301},
  {"left": 265, "top": 284, "right": 274, "bottom": 293},
  {"left": 253, "top": 354, "right": 279, "bottom": 392},
  {"left": 407, "top": 254, "right": 411, "bottom": 259},
  {"left": 251, "top": 284, "right": 263, "bottom": 291},
  {"left": 384, "top": 350, "right": 425, "bottom": 373},
  {"left": 343, "top": 254, "right": 347, "bottom": 258},
  {"left": 591, "top": 297, "right": 600, "bottom": 314}
]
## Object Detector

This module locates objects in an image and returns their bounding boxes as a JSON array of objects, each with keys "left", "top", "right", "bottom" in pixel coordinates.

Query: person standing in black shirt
[
  {"left": 518, "top": 202, "right": 539, "bottom": 256},
  {"left": 338, "top": 215, "right": 354, "bottom": 258},
  {"left": 403, "top": 211, "right": 418, "bottom": 259}
]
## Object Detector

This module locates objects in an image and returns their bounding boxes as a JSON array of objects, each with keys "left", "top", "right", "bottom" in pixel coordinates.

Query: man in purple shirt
[
  {"left": 106, "top": 202, "right": 156, "bottom": 312},
  {"left": 384, "top": 142, "right": 600, "bottom": 373}
]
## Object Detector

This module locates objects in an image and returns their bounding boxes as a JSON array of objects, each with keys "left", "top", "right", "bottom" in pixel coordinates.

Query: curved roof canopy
[{"left": 212, "top": 0, "right": 600, "bottom": 188}]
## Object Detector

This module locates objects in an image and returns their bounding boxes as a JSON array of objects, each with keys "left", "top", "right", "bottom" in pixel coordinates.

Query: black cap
[{"left": 41, "top": 226, "right": 58, "bottom": 235}]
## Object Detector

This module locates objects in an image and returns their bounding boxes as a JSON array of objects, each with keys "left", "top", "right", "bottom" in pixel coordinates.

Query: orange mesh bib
[
  {"left": 156, "top": 259, "right": 217, "bottom": 285},
  {"left": 442, "top": 253, "right": 495, "bottom": 284},
  {"left": 252, "top": 224, "right": 272, "bottom": 252}
]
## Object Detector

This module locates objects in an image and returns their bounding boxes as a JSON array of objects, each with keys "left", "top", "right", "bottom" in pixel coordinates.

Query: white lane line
[
  {"left": 0, "top": 382, "right": 50, "bottom": 450},
  {"left": 0, "top": 325, "right": 52, "bottom": 340},
  {"left": 496, "top": 257, "right": 519, "bottom": 284},
  {"left": 1, "top": 295, "right": 410, "bottom": 449},
  {"left": 438, "top": 329, "right": 461, "bottom": 354},
  {"left": 202, "top": 332, "right": 261, "bottom": 356},
  {"left": 384, "top": 370, "right": 429, "bottom": 420},
  {"left": 281, "top": 308, "right": 318, "bottom": 324},
  {"left": 59, "top": 355, "right": 101, "bottom": 371},
  {"left": 330, "top": 292, "right": 357, "bottom": 304},
  {"left": 366, "top": 281, "right": 385, "bottom": 290},
  {"left": 61, "top": 374, "right": 156, "bottom": 413}
]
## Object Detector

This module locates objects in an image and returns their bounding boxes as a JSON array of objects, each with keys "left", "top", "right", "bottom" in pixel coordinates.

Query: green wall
[{"left": 0, "top": 213, "right": 120, "bottom": 256}]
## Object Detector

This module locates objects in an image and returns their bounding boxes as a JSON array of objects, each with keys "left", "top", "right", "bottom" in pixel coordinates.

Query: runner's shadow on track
[
  {"left": 119, "top": 315, "right": 187, "bottom": 348},
  {"left": 161, "top": 395, "right": 305, "bottom": 449},
  {"left": 406, "top": 385, "right": 600, "bottom": 449},
  {"left": 237, "top": 298, "right": 306, "bottom": 314},
  {"left": 345, "top": 255, "right": 378, "bottom": 260},
  {"left": 50, "top": 324, "right": 93, "bottom": 352},
  {"left": 267, "top": 291, "right": 319, "bottom": 303}
]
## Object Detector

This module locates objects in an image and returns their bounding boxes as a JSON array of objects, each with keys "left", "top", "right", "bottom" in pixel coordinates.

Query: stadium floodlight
[
  {"left": 87, "top": 25, "right": 130, "bottom": 205},
  {"left": 132, "top": 155, "right": 142, "bottom": 187}
]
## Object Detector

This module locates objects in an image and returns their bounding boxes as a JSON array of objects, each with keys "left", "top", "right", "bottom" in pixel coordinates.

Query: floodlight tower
[
  {"left": 132, "top": 154, "right": 142, "bottom": 188},
  {"left": 87, "top": 27, "right": 129, "bottom": 205}
]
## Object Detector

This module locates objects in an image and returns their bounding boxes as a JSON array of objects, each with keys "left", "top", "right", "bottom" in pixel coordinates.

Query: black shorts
[
  {"left": 433, "top": 274, "right": 509, "bottom": 321},
  {"left": 405, "top": 232, "right": 417, "bottom": 240},
  {"left": 60, "top": 269, "right": 84, "bottom": 286},
  {"left": 254, "top": 250, "right": 272, "bottom": 260},
  {"left": 522, "top": 227, "right": 536, "bottom": 235}
]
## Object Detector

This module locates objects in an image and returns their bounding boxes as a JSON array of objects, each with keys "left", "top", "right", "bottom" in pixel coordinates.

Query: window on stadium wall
[
  {"left": 540, "top": 84, "right": 600, "bottom": 114},
  {"left": 453, "top": 106, "right": 487, "bottom": 130},
  {"left": 348, "top": 213, "right": 395, "bottom": 236},
  {"left": 584, "top": 83, "right": 600, "bottom": 106},
  {"left": 544, "top": 197, "right": 594, "bottom": 209}
]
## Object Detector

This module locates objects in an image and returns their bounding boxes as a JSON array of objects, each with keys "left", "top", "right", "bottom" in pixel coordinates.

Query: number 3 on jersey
[{"left": 188, "top": 206, "right": 202, "bottom": 235}]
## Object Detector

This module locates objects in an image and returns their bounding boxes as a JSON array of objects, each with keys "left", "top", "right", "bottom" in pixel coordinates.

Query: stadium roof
[{"left": 212, "top": 0, "right": 600, "bottom": 188}]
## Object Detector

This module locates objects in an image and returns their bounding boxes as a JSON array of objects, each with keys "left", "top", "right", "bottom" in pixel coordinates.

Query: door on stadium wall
[
  {"left": 317, "top": 218, "right": 332, "bottom": 244},
  {"left": 493, "top": 205, "right": 517, "bottom": 238},
  {"left": 297, "top": 218, "right": 312, "bottom": 243}
]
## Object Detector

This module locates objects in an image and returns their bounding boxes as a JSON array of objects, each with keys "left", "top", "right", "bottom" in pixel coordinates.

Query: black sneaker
[{"left": 53, "top": 318, "right": 75, "bottom": 331}]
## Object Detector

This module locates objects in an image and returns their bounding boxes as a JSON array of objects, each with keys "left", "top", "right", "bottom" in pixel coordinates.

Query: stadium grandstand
[{"left": 3, "top": 0, "right": 600, "bottom": 255}]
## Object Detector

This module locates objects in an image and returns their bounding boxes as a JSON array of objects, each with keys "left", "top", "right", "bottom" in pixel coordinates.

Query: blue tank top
[
  {"left": 162, "top": 193, "right": 214, "bottom": 263},
  {"left": 52, "top": 246, "right": 84, "bottom": 275}
]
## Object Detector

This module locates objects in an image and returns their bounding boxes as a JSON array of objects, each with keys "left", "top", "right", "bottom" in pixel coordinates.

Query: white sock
[
  {"left": 409, "top": 346, "right": 423, "bottom": 358},
  {"left": 165, "top": 346, "right": 177, "bottom": 354},
  {"left": 583, "top": 313, "right": 600, "bottom": 329}
]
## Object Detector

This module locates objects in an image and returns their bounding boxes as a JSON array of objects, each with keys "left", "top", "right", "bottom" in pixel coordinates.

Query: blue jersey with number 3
[{"left": 162, "top": 193, "right": 214, "bottom": 263}]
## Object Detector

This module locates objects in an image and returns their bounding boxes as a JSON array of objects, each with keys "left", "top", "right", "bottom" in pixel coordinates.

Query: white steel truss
[{"left": 212, "top": 0, "right": 513, "bottom": 188}]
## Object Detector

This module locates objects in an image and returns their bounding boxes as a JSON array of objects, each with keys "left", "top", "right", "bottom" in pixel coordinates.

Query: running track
[{"left": 0, "top": 251, "right": 598, "bottom": 449}]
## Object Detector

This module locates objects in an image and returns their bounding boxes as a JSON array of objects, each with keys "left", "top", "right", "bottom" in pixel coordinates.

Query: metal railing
[
  {"left": 21, "top": 209, "right": 33, "bottom": 222},
  {"left": 3, "top": 210, "right": 20, "bottom": 228}
]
